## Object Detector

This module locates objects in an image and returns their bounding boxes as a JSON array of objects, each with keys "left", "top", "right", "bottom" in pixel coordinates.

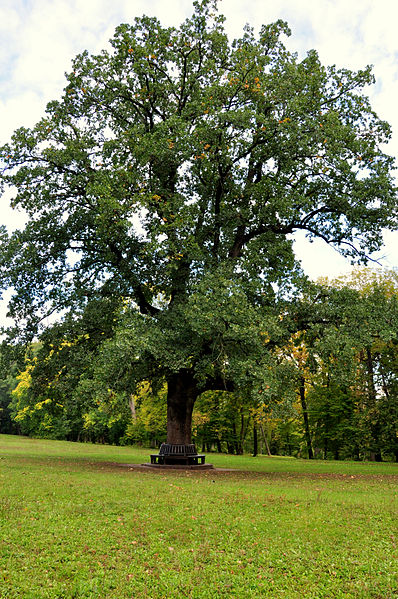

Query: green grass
[{"left": 0, "top": 435, "right": 397, "bottom": 598}]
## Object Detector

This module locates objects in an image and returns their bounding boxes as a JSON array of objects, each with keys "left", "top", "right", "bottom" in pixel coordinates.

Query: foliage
[
  {"left": 278, "top": 268, "right": 398, "bottom": 461},
  {"left": 123, "top": 381, "right": 167, "bottom": 446},
  {"left": 7, "top": 298, "right": 128, "bottom": 442},
  {"left": 0, "top": 374, "right": 18, "bottom": 435},
  {"left": 0, "top": 343, "right": 23, "bottom": 435}
]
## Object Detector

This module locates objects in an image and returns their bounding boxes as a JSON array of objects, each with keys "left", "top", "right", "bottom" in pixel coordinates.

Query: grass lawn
[{"left": 0, "top": 435, "right": 397, "bottom": 598}]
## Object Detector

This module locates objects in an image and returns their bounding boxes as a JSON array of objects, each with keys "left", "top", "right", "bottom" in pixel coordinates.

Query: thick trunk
[{"left": 166, "top": 370, "right": 198, "bottom": 444}]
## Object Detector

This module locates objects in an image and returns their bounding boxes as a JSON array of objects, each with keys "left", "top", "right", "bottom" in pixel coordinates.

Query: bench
[{"left": 150, "top": 443, "right": 206, "bottom": 466}]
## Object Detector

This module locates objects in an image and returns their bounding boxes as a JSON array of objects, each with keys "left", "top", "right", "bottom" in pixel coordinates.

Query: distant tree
[
  {"left": 344, "top": 270, "right": 398, "bottom": 461},
  {"left": 8, "top": 298, "right": 124, "bottom": 441},
  {"left": 300, "top": 269, "right": 398, "bottom": 461},
  {"left": 0, "top": 372, "right": 18, "bottom": 435},
  {"left": 0, "top": 1, "right": 396, "bottom": 446},
  {"left": 118, "top": 380, "right": 167, "bottom": 447}
]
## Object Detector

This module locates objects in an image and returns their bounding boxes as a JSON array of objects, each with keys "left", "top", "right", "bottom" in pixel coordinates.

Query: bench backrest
[{"left": 159, "top": 443, "right": 197, "bottom": 456}]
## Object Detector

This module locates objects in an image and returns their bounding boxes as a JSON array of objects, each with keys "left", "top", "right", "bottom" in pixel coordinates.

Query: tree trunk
[
  {"left": 259, "top": 422, "right": 272, "bottom": 456},
  {"left": 365, "top": 348, "right": 382, "bottom": 462},
  {"left": 166, "top": 370, "right": 198, "bottom": 444},
  {"left": 380, "top": 365, "right": 397, "bottom": 462},
  {"left": 227, "top": 443, "right": 234, "bottom": 454},
  {"left": 253, "top": 424, "right": 258, "bottom": 457},
  {"left": 129, "top": 394, "right": 137, "bottom": 422},
  {"left": 237, "top": 407, "right": 247, "bottom": 455},
  {"left": 232, "top": 419, "right": 240, "bottom": 454},
  {"left": 299, "top": 375, "right": 314, "bottom": 459}
]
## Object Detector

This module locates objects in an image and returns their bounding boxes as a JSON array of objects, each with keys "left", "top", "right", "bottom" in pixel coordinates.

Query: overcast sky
[{"left": 0, "top": 0, "right": 397, "bottom": 324}]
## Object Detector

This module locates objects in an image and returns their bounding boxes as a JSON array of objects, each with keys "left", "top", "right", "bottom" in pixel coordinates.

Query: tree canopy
[{"left": 0, "top": 0, "right": 396, "bottom": 444}]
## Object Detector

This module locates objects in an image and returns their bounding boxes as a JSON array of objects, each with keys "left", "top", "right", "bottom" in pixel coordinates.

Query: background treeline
[{"left": 1, "top": 268, "right": 397, "bottom": 461}]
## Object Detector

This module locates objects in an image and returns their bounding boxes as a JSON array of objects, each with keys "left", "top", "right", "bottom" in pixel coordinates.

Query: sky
[{"left": 0, "top": 0, "right": 398, "bottom": 324}]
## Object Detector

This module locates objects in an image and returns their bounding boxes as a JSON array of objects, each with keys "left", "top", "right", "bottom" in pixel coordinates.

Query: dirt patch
[
  {"left": 4, "top": 453, "right": 398, "bottom": 482},
  {"left": 102, "top": 462, "right": 398, "bottom": 481}
]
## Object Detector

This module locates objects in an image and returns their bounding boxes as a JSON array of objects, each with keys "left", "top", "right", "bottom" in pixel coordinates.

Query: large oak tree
[{"left": 0, "top": 0, "right": 396, "bottom": 444}]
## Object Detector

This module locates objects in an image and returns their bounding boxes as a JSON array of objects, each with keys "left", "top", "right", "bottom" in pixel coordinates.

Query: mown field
[{"left": 0, "top": 435, "right": 397, "bottom": 598}]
